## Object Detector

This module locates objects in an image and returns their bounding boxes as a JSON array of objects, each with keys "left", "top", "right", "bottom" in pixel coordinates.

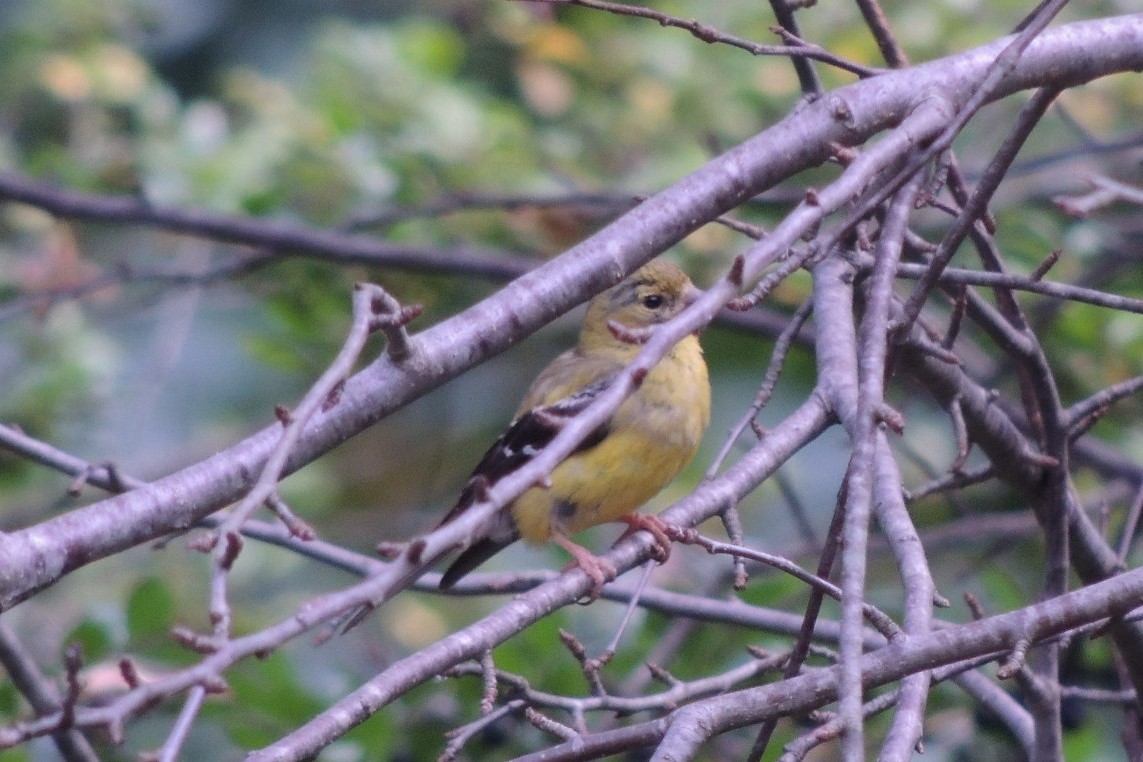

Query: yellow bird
[{"left": 436, "top": 259, "right": 711, "bottom": 592}]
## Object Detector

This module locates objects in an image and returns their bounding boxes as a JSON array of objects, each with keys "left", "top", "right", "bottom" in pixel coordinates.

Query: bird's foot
[
  {"left": 615, "top": 513, "right": 676, "bottom": 563},
  {"left": 554, "top": 534, "right": 617, "bottom": 600}
]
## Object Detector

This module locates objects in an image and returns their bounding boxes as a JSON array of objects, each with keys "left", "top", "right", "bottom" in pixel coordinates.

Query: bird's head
[{"left": 580, "top": 260, "right": 700, "bottom": 352}]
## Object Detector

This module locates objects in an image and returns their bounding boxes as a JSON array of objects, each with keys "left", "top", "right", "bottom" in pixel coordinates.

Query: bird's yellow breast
[{"left": 511, "top": 335, "right": 710, "bottom": 543}]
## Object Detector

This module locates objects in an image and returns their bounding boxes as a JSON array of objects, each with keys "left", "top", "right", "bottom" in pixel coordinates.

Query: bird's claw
[
  {"left": 616, "top": 513, "right": 676, "bottom": 563},
  {"left": 554, "top": 534, "right": 618, "bottom": 600},
  {"left": 563, "top": 555, "right": 618, "bottom": 601}
]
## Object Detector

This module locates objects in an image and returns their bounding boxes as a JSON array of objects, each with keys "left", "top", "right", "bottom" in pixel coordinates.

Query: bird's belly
[{"left": 511, "top": 418, "right": 701, "bottom": 543}]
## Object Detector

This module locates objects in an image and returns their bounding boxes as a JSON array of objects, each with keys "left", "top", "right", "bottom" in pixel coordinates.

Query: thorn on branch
[
  {"left": 274, "top": 405, "right": 292, "bottom": 425},
  {"left": 804, "top": 188, "right": 821, "bottom": 207}
]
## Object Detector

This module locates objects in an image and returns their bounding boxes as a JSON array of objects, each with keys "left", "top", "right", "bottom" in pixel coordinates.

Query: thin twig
[{"left": 515, "top": 0, "right": 877, "bottom": 77}]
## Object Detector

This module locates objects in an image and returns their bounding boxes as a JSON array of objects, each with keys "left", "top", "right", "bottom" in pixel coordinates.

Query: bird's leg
[
  {"left": 614, "top": 513, "right": 675, "bottom": 563},
  {"left": 553, "top": 533, "right": 617, "bottom": 599}
]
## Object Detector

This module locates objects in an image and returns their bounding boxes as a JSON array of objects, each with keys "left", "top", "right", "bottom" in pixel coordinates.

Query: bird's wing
[{"left": 437, "top": 373, "right": 615, "bottom": 530}]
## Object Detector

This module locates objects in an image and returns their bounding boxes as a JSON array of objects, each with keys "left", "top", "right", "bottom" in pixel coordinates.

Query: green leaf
[
  {"left": 62, "top": 619, "right": 114, "bottom": 664},
  {"left": 126, "top": 576, "right": 175, "bottom": 641}
]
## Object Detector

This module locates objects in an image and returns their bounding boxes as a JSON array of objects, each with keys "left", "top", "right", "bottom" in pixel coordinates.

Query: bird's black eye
[{"left": 642, "top": 294, "right": 666, "bottom": 309}]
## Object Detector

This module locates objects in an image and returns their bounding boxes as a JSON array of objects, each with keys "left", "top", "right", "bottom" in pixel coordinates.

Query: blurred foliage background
[{"left": 0, "top": 0, "right": 1140, "bottom": 759}]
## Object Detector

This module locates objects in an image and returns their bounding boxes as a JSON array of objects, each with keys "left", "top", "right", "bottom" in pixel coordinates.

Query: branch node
[
  {"left": 374, "top": 540, "right": 404, "bottom": 560},
  {"left": 827, "top": 95, "right": 855, "bottom": 127},
  {"left": 322, "top": 379, "right": 346, "bottom": 412},
  {"left": 119, "top": 657, "right": 142, "bottom": 689},
  {"left": 828, "top": 141, "right": 858, "bottom": 165},
  {"left": 1029, "top": 249, "right": 1061, "bottom": 281},
  {"left": 406, "top": 538, "right": 428, "bottom": 565},
  {"left": 996, "top": 636, "right": 1031, "bottom": 680},
  {"left": 274, "top": 405, "right": 293, "bottom": 425},
  {"left": 728, "top": 254, "right": 746, "bottom": 288},
  {"left": 480, "top": 651, "right": 498, "bottom": 716},
  {"left": 187, "top": 531, "right": 219, "bottom": 554},
  {"left": 874, "top": 403, "right": 906, "bottom": 435},
  {"left": 524, "top": 707, "right": 578, "bottom": 740},
  {"left": 170, "top": 625, "right": 223, "bottom": 654},
  {"left": 964, "top": 591, "right": 986, "bottom": 620},
  {"left": 558, "top": 628, "right": 587, "bottom": 663},
  {"left": 219, "top": 531, "right": 243, "bottom": 570}
]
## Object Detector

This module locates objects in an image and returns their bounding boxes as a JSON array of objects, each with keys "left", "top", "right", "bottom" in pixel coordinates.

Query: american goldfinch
[{"left": 436, "top": 259, "right": 711, "bottom": 592}]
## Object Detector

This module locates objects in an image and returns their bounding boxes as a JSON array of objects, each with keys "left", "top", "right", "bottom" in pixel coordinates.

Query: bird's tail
[
  {"left": 333, "top": 542, "right": 456, "bottom": 635},
  {"left": 438, "top": 533, "right": 519, "bottom": 590}
]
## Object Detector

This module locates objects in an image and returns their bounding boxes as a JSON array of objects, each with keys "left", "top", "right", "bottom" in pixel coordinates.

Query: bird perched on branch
[{"left": 436, "top": 258, "right": 711, "bottom": 593}]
